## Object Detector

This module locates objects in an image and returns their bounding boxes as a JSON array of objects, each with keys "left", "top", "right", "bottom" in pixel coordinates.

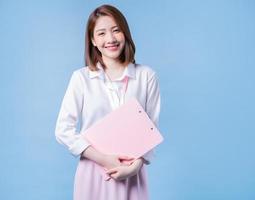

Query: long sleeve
[
  {"left": 142, "top": 72, "right": 161, "bottom": 164},
  {"left": 55, "top": 71, "right": 90, "bottom": 157}
]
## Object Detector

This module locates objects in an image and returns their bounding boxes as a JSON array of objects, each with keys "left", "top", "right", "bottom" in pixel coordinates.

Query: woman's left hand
[{"left": 106, "top": 158, "right": 144, "bottom": 181}]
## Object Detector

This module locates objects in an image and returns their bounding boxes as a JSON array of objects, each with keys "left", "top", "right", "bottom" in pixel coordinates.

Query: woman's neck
[{"left": 103, "top": 57, "right": 125, "bottom": 80}]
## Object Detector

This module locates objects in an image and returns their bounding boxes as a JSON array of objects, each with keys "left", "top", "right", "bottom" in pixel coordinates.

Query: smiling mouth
[
  {"left": 105, "top": 44, "right": 119, "bottom": 48},
  {"left": 105, "top": 44, "right": 120, "bottom": 51}
]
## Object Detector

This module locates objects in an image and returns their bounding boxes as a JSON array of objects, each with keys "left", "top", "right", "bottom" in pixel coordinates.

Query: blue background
[{"left": 1, "top": 0, "right": 254, "bottom": 199}]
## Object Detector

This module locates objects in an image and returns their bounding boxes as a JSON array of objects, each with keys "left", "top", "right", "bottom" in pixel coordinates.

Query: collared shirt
[
  {"left": 55, "top": 62, "right": 161, "bottom": 163},
  {"left": 92, "top": 62, "right": 135, "bottom": 109}
]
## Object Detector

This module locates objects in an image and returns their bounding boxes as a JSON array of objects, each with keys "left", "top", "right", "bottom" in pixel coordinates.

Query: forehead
[{"left": 94, "top": 16, "right": 118, "bottom": 31}]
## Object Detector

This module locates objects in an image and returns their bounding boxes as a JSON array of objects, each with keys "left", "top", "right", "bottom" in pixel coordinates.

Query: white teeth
[{"left": 106, "top": 44, "right": 118, "bottom": 48}]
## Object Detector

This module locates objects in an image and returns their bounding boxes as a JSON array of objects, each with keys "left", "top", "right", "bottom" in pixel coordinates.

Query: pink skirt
[{"left": 73, "top": 157, "right": 149, "bottom": 200}]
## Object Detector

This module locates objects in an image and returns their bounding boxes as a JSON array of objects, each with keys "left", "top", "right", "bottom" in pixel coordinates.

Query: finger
[
  {"left": 105, "top": 176, "right": 111, "bottom": 181},
  {"left": 121, "top": 160, "right": 133, "bottom": 165},
  {"left": 110, "top": 172, "right": 120, "bottom": 180},
  {"left": 119, "top": 155, "right": 134, "bottom": 160},
  {"left": 106, "top": 168, "right": 118, "bottom": 175},
  {"left": 118, "top": 155, "right": 134, "bottom": 161}
]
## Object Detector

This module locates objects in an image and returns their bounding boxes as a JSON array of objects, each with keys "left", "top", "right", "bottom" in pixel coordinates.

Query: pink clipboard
[{"left": 82, "top": 98, "right": 163, "bottom": 180}]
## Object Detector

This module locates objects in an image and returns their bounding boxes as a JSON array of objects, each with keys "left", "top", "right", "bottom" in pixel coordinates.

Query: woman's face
[{"left": 92, "top": 16, "right": 125, "bottom": 62}]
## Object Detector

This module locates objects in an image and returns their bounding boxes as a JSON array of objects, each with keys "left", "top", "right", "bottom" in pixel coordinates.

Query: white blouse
[{"left": 55, "top": 62, "right": 161, "bottom": 163}]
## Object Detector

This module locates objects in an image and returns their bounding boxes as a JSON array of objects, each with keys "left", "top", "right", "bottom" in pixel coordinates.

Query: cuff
[{"left": 69, "top": 138, "right": 90, "bottom": 157}]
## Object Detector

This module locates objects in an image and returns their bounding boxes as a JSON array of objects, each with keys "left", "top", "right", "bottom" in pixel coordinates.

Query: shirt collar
[
  {"left": 88, "top": 63, "right": 104, "bottom": 80},
  {"left": 88, "top": 62, "right": 136, "bottom": 80}
]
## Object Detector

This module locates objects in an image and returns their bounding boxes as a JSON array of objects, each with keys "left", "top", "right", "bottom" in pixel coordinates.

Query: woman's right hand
[
  {"left": 101, "top": 155, "right": 134, "bottom": 170},
  {"left": 82, "top": 146, "right": 134, "bottom": 169}
]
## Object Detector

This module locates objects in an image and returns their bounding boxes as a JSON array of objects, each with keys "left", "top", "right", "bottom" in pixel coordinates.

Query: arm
[
  {"left": 82, "top": 146, "right": 134, "bottom": 169},
  {"left": 81, "top": 146, "right": 105, "bottom": 165},
  {"left": 55, "top": 71, "right": 89, "bottom": 156},
  {"left": 142, "top": 72, "right": 161, "bottom": 164},
  {"left": 55, "top": 71, "right": 134, "bottom": 166}
]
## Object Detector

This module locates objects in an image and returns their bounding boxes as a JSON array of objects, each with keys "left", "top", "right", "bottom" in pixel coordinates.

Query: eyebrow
[{"left": 95, "top": 26, "right": 119, "bottom": 33}]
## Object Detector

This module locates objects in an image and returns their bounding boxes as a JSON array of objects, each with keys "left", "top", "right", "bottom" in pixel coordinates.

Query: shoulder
[
  {"left": 70, "top": 66, "right": 91, "bottom": 82},
  {"left": 64, "top": 67, "right": 91, "bottom": 88},
  {"left": 72, "top": 66, "right": 89, "bottom": 77},
  {"left": 134, "top": 63, "right": 158, "bottom": 81}
]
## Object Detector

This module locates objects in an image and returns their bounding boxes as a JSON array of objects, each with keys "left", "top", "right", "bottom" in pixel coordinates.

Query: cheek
[
  {"left": 115, "top": 33, "right": 125, "bottom": 42},
  {"left": 93, "top": 37, "right": 104, "bottom": 46}
]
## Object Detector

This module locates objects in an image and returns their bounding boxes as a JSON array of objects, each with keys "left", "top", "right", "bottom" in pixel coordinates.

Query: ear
[{"left": 91, "top": 38, "right": 96, "bottom": 46}]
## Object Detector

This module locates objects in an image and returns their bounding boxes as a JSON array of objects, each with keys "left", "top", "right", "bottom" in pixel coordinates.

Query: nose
[{"left": 106, "top": 32, "right": 117, "bottom": 44}]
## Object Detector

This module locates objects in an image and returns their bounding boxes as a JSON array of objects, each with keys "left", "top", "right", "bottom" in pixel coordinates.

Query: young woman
[{"left": 55, "top": 4, "right": 161, "bottom": 200}]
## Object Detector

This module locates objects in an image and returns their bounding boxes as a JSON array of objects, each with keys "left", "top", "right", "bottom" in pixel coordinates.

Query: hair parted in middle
[{"left": 85, "top": 4, "right": 136, "bottom": 71}]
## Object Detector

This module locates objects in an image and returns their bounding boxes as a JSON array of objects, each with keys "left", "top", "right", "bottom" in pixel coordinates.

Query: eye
[
  {"left": 113, "top": 29, "right": 120, "bottom": 33},
  {"left": 98, "top": 32, "right": 105, "bottom": 36}
]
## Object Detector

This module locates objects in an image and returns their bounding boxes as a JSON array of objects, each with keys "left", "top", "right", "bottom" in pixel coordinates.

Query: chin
[{"left": 103, "top": 53, "right": 122, "bottom": 60}]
